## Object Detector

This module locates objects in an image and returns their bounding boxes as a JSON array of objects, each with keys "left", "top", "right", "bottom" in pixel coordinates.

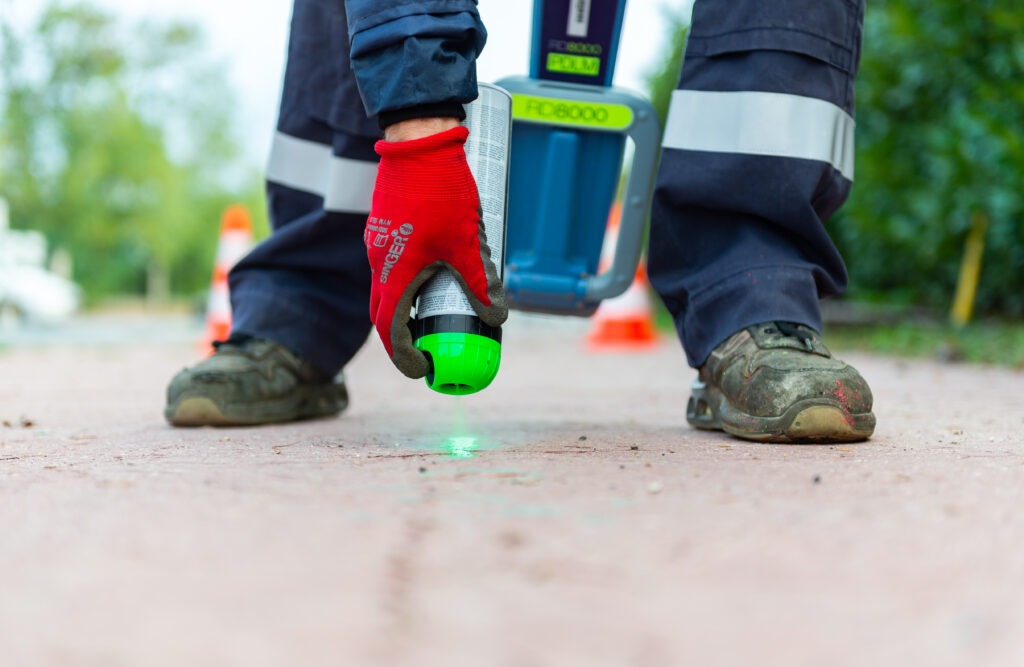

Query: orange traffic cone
[
  {"left": 200, "top": 204, "right": 254, "bottom": 354},
  {"left": 585, "top": 202, "right": 659, "bottom": 351}
]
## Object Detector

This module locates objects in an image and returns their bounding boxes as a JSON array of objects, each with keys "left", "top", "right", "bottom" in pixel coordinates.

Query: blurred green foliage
[
  {"left": 825, "top": 321, "right": 1024, "bottom": 368},
  {"left": 0, "top": 2, "right": 267, "bottom": 303},
  {"left": 646, "top": 1, "right": 1024, "bottom": 319},
  {"left": 644, "top": 9, "right": 688, "bottom": 127},
  {"left": 835, "top": 0, "right": 1024, "bottom": 317}
]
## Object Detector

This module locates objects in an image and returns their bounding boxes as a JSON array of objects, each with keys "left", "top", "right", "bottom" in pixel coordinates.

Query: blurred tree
[
  {"left": 0, "top": 2, "right": 267, "bottom": 303},
  {"left": 835, "top": 0, "right": 1024, "bottom": 317},
  {"left": 644, "top": 1, "right": 1024, "bottom": 318}
]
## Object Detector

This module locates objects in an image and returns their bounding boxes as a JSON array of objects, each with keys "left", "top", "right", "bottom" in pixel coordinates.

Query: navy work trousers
[{"left": 229, "top": 0, "right": 865, "bottom": 374}]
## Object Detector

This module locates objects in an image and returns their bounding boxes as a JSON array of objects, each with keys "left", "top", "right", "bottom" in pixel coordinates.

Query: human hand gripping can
[{"left": 411, "top": 83, "right": 512, "bottom": 395}]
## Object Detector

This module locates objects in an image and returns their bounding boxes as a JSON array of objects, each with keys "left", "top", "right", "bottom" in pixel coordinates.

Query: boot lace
[{"left": 770, "top": 321, "right": 816, "bottom": 352}]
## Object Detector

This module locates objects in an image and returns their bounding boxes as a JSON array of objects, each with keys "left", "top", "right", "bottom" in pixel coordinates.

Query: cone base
[
  {"left": 199, "top": 321, "right": 232, "bottom": 356},
  {"left": 586, "top": 318, "right": 659, "bottom": 351}
]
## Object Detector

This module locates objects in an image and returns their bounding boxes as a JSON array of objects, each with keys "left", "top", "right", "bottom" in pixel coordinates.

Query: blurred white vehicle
[{"left": 0, "top": 198, "right": 81, "bottom": 329}]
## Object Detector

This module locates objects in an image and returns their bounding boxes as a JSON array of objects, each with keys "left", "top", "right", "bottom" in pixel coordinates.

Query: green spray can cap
[{"left": 413, "top": 314, "right": 502, "bottom": 395}]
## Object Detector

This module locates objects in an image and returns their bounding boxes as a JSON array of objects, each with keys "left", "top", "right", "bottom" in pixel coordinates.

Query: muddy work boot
[
  {"left": 165, "top": 335, "right": 347, "bottom": 427},
  {"left": 687, "top": 322, "right": 875, "bottom": 443}
]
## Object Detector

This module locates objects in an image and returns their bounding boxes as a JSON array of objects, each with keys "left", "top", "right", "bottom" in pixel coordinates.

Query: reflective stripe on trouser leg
[
  {"left": 266, "top": 130, "right": 377, "bottom": 213},
  {"left": 228, "top": 0, "right": 379, "bottom": 375},
  {"left": 662, "top": 90, "right": 855, "bottom": 181},
  {"left": 647, "top": 0, "right": 864, "bottom": 368}
]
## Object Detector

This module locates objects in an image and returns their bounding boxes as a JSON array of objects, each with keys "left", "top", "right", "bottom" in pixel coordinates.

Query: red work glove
[{"left": 365, "top": 125, "right": 507, "bottom": 378}]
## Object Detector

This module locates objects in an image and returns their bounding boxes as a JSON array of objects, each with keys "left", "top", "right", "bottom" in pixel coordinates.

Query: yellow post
[{"left": 950, "top": 212, "right": 988, "bottom": 327}]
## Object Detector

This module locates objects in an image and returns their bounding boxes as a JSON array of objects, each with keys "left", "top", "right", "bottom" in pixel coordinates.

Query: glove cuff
[{"left": 373, "top": 127, "right": 477, "bottom": 200}]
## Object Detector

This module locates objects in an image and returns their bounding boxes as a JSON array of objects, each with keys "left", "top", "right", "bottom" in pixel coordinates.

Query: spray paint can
[{"left": 412, "top": 83, "right": 512, "bottom": 395}]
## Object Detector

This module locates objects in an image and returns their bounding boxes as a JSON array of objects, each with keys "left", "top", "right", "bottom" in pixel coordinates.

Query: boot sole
[
  {"left": 166, "top": 397, "right": 252, "bottom": 427},
  {"left": 165, "top": 387, "right": 347, "bottom": 427},
  {"left": 724, "top": 403, "right": 875, "bottom": 443},
  {"left": 688, "top": 383, "right": 875, "bottom": 443}
]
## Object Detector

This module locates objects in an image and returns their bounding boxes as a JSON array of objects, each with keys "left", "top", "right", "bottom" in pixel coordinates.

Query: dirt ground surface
[{"left": 2, "top": 314, "right": 1023, "bottom": 667}]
